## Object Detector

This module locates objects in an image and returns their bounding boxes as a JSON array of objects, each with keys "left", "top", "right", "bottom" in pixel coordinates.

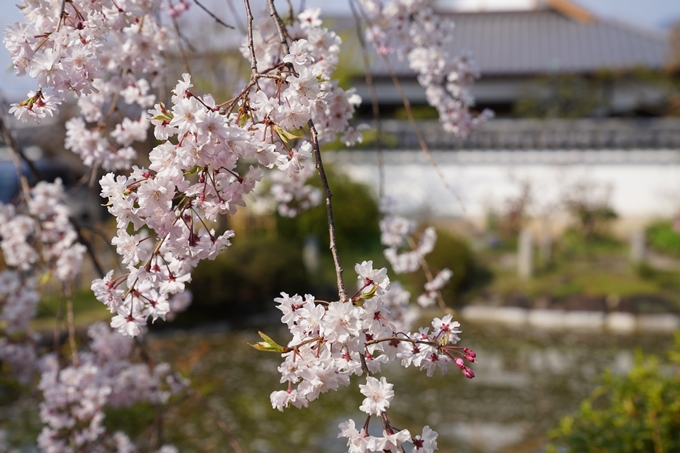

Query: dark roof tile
[{"left": 370, "top": 10, "right": 668, "bottom": 76}]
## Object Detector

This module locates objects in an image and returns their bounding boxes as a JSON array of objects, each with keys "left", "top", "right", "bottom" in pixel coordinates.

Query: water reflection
[
  {"left": 0, "top": 322, "right": 674, "bottom": 453},
  {"left": 155, "top": 322, "right": 673, "bottom": 453},
  {"left": 443, "top": 422, "right": 527, "bottom": 452}
]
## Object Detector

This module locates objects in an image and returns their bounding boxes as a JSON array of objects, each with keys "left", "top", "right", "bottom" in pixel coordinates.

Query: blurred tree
[
  {"left": 514, "top": 74, "right": 604, "bottom": 118},
  {"left": 562, "top": 179, "right": 618, "bottom": 240}
]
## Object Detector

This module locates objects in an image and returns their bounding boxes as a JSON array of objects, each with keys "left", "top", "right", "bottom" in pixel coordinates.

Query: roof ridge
[{"left": 540, "top": 0, "right": 595, "bottom": 23}]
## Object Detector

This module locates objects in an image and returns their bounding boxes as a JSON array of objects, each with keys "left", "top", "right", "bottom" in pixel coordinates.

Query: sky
[{"left": 2, "top": 0, "right": 680, "bottom": 101}]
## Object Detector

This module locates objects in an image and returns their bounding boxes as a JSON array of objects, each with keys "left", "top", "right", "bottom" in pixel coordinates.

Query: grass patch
[{"left": 478, "top": 232, "right": 680, "bottom": 308}]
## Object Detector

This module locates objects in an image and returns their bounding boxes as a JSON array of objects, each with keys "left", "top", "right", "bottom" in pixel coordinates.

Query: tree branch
[
  {"left": 225, "top": 0, "right": 246, "bottom": 34},
  {"left": 65, "top": 282, "right": 79, "bottom": 367},
  {"left": 243, "top": 0, "right": 259, "bottom": 79},
  {"left": 266, "top": 0, "right": 290, "bottom": 54},
  {"left": 349, "top": 0, "right": 384, "bottom": 199},
  {"left": 263, "top": 0, "right": 348, "bottom": 301},
  {"left": 309, "top": 119, "right": 348, "bottom": 302},
  {"left": 192, "top": 0, "right": 235, "bottom": 29}
]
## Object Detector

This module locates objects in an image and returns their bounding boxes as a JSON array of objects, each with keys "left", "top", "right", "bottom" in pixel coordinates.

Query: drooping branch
[
  {"left": 266, "top": 0, "right": 290, "bottom": 55},
  {"left": 309, "top": 120, "right": 349, "bottom": 302},
  {"left": 349, "top": 0, "right": 384, "bottom": 199},
  {"left": 225, "top": 0, "right": 246, "bottom": 34},
  {"left": 264, "top": 0, "right": 348, "bottom": 302},
  {"left": 243, "top": 0, "right": 259, "bottom": 79},
  {"left": 0, "top": 100, "right": 35, "bottom": 202},
  {"left": 171, "top": 17, "right": 192, "bottom": 74},
  {"left": 406, "top": 236, "right": 450, "bottom": 312},
  {"left": 192, "top": 0, "right": 235, "bottom": 29},
  {"left": 65, "top": 282, "right": 79, "bottom": 367},
  {"left": 71, "top": 220, "right": 107, "bottom": 279}
]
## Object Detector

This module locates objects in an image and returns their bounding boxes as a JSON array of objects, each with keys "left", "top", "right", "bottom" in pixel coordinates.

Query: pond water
[
  {"left": 1, "top": 320, "right": 676, "bottom": 453},
  {"left": 149, "top": 322, "right": 676, "bottom": 453}
]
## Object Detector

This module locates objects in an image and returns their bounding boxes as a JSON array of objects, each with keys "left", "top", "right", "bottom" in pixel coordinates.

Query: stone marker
[
  {"left": 540, "top": 222, "right": 552, "bottom": 267},
  {"left": 630, "top": 230, "right": 645, "bottom": 264},
  {"left": 518, "top": 228, "right": 533, "bottom": 279}
]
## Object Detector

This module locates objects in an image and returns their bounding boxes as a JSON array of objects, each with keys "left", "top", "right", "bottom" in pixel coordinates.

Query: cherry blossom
[
  {"left": 1, "top": 1, "right": 485, "bottom": 450},
  {"left": 359, "top": 376, "right": 394, "bottom": 415}
]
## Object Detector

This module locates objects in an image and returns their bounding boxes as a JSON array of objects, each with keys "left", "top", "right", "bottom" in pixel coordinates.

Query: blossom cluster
[
  {"left": 0, "top": 179, "right": 85, "bottom": 278},
  {"left": 240, "top": 7, "right": 362, "bottom": 216},
  {"left": 0, "top": 179, "right": 85, "bottom": 388},
  {"left": 357, "top": 0, "right": 493, "bottom": 136},
  {"left": 0, "top": 177, "right": 190, "bottom": 451},
  {"left": 38, "top": 323, "right": 180, "bottom": 453},
  {"left": 0, "top": 180, "right": 85, "bottom": 340},
  {"left": 269, "top": 261, "right": 475, "bottom": 453},
  {"left": 4, "top": 0, "right": 170, "bottom": 170},
  {"left": 379, "top": 198, "right": 452, "bottom": 307},
  {"left": 2, "top": 1, "right": 486, "bottom": 451},
  {"left": 92, "top": 6, "right": 363, "bottom": 336}
]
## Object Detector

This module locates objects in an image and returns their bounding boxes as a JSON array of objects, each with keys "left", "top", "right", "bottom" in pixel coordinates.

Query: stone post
[
  {"left": 518, "top": 228, "right": 533, "bottom": 279},
  {"left": 630, "top": 230, "right": 645, "bottom": 264}
]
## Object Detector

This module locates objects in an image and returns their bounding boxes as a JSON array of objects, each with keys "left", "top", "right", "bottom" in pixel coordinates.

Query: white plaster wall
[{"left": 325, "top": 150, "right": 680, "bottom": 220}]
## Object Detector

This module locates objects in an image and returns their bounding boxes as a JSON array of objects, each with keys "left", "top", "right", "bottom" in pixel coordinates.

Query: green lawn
[{"left": 475, "top": 233, "right": 680, "bottom": 310}]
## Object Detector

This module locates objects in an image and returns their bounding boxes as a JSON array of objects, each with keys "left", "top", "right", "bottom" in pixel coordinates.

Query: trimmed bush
[
  {"left": 547, "top": 335, "right": 680, "bottom": 453},
  {"left": 647, "top": 220, "right": 680, "bottom": 257}
]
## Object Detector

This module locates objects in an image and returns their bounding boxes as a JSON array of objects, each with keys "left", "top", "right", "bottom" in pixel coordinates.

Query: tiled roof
[{"left": 371, "top": 10, "right": 669, "bottom": 77}]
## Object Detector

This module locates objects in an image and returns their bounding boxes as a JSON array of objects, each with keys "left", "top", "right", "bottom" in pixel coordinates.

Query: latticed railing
[{"left": 364, "top": 119, "right": 680, "bottom": 150}]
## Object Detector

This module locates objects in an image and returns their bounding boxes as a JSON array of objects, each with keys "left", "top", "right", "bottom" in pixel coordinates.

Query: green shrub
[
  {"left": 187, "top": 236, "right": 311, "bottom": 321},
  {"left": 276, "top": 166, "right": 381, "bottom": 257},
  {"left": 647, "top": 220, "right": 680, "bottom": 257},
  {"left": 547, "top": 334, "right": 680, "bottom": 453}
]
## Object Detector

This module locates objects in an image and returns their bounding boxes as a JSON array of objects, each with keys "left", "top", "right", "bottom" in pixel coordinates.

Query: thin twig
[
  {"left": 53, "top": 295, "right": 65, "bottom": 368},
  {"left": 309, "top": 120, "right": 348, "bottom": 302},
  {"left": 285, "top": 0, "right": 295, "bottom": 22},
  {"left": 384, "top": 60, "right": 465, "bottom": 211},
  {"left": 72, "top": 220, "right": 107, "bottom": 279},
  {"left": 56, "top": 0, "right": 67, "bottom": 32},
  {"left": 359, "top": 352, "right": 371, "bottom": 376},
  {"left": 148, "top": 402, "right": 163, "bottom": 450},
  {"left": 77, "top": 224, "right": 126, "bottom": 273},
  {"left": 193, "top": 0, "right": 235, "bottom": 29},
  {"left": 266, "top": 0, "right": 290, "bottom": 54},
  {"left": 243, "top": 0, "right": 259, "bottom": 79},
  {"left": 171, "top": 17, "right": 192, "bottom": 74},
  {"left": 0, "top": 102, "right": 33, "bottom": 202},
  {"left": 264, "top": 0, "right": 347, "bottom": 301},
  {"left": 407, "top": 236, "right": 450, "bottom": 312},
  {"left": 349, "top": 0, "right": 384, "bottom": 198},
  {"left": 65, "top": 282, "right": 80, "bottom": 367},
  {"left": 225, "top": 0, "right": 246, "bottom": 33},
  {"left": 137, "top": 396, "right": 190, "bottom": 451},
  {"left": 98, "top": 90, "right": 120, "bottom": 130}
]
